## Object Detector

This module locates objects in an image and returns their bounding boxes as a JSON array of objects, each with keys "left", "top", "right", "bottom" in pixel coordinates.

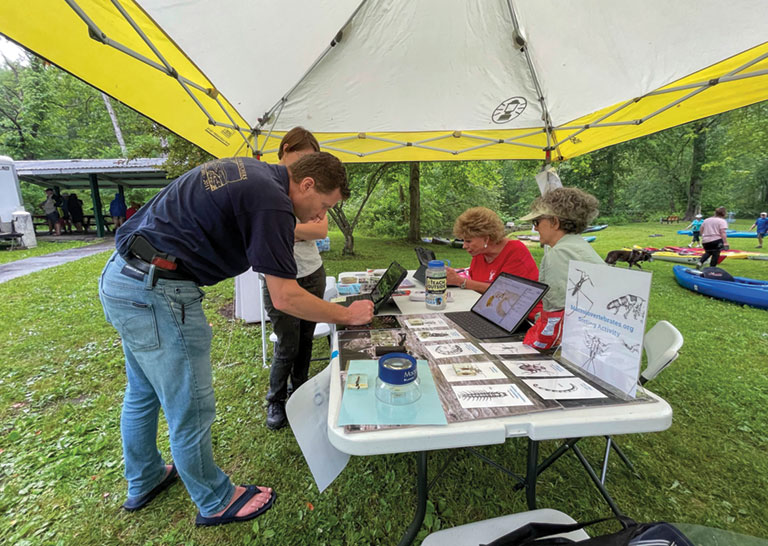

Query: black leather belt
[{"left": 120, "top": 252, "right": 196, "bottom": 283}]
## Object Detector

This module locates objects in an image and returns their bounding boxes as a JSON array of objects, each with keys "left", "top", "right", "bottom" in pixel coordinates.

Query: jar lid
[
  {"left": 427, "top": 260, "right": 444, "bottom": 268},
  {"left": 378, "top": 353, "right": 418, "bottom": 385}
]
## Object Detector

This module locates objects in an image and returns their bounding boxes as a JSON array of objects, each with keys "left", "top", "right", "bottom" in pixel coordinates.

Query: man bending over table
[{"left": 99, "top": 153, "right": 373, "bottom": 527}]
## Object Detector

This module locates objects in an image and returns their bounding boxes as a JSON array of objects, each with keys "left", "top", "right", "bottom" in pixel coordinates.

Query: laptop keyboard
[{"left": 445, "top": 311, "right": 512, "bottom": 339}]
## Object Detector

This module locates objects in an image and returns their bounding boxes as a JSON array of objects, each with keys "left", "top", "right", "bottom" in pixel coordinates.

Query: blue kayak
[
  {"left": 673, "top": 265, "right": 768, "bottom": 310},
  {"left": 677, "top": 229, "right": 757, "bottom": 238},
  {"left": 582, "top": 224, "right": 608, "bottom": 233}
]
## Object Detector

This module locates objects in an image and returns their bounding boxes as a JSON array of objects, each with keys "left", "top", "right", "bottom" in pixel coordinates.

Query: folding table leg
[
  {"left": 571, "top": 444, "right": 623, "bottom": 517},
  {"left": 397, "top": 451, "right": 428, "bottom": 546},
  {"left": 525, "top": 439, "right": 539, "bottom": 510}
]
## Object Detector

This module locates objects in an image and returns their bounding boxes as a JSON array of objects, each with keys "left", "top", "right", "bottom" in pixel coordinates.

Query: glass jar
[
  {"left": 425, "top": 259, "right": 447, "bottom": 310},
  {"left": 375, "top": 353, "right": 421, "bottom": 405}
]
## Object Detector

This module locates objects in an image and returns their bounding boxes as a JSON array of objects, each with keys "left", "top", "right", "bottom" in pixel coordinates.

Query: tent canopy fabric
[{"left": 2, "top": 0, "right": 767, "bottom": 163}]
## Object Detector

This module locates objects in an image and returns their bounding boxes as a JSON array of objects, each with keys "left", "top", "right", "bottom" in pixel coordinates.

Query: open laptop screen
[{"left": 470, "top": 273, "right": 549, "bottom": 332}]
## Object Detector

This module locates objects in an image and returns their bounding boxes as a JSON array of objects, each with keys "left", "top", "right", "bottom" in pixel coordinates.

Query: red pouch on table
[{"left": 523, "top": 309, "right": 564, "bottom": 351}]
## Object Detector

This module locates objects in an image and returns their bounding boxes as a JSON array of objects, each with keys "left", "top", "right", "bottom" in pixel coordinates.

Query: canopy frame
[{"left": 63, "top": 0, "right": 257, "bottom": 155}]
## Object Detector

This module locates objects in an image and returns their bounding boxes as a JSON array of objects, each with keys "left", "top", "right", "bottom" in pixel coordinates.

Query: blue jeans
[{"left": 99, "top": 252, "right": 234, "bottom": 516}]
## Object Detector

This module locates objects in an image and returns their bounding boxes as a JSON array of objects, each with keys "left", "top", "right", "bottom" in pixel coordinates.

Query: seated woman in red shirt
[{"left": 445, "top": 207, "right": 542, "bottom": 319}]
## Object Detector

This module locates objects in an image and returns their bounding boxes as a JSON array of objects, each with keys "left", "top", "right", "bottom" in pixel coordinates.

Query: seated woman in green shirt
[{"left": 518, "top": 187, "right": 603, "bottom": 350}]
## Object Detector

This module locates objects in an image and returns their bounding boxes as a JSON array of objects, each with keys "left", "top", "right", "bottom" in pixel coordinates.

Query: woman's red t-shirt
[{"left": 469, "top": 239, "right": 542, "bottom": 320}]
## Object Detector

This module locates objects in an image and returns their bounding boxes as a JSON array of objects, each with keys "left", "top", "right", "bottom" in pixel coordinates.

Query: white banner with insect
[{"left": 561, "top": 261, "right": 652, "bottom": 397}]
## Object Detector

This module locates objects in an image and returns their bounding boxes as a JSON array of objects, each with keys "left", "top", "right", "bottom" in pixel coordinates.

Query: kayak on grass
[
  {"left": 582, "top": 224, "right": 608, "bottom": 233},
  {"left": 673, "top": 265, "right": 768, "bottom": 310},
  {"left": 677, "top": 229, "right": 757, "bottom": 238}
]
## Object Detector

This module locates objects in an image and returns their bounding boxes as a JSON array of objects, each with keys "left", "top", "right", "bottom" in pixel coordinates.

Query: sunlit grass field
[{"left": 1, "top": 220, "right": 766, "bottom": 545}]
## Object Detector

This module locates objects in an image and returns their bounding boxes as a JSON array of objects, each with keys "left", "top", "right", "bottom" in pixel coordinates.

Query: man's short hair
[
  {"left": 288, "top": 152, "right": 350, "bottom": 199},
  {"left": 278, "top": 127, "right": 320, "bottom": 159}
]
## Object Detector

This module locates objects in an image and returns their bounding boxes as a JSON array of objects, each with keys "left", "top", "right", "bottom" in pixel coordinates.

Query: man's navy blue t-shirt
[
  {"left": 756, "top": 217, "right": 768, "bottom": 233},
  {"left": 116, "top": 157, "right": 297, "bottom": 286}
]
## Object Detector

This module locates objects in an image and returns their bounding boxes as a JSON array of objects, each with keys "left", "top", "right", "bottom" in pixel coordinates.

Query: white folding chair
[
  {"left": 259, "top": 275, "right": 338, "bottom": 368},
  {"left": 422, "top": 508, "right": 589, "bottom": 545},
  {"left": 598, "top": 320, "right": 684, "bottom": 482}
]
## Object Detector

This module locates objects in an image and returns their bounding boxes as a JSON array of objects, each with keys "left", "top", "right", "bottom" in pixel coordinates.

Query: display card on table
[
  {"left": 424, "top": 342, "right": 483, "bottom": 359},
  {"left": 522, "top": 377, "right": 607, "bottom": 400},
  {"left": 451, "top": 384, "right": 533, "bottom": 409},
  {"left": 480, "top": 341, "right": 539, "bottom": 356},
  {"left": 561, "top": 261, "right": 652, "bottom": 397},
  {"left": 503, "top": 359, "right": 574, "bottom": 378},
  {"left": 413, "top": 328, "right": 465, "bottom": 342},
  {"left": 438, "top": 361, "right": 508, "bottom": 382}
]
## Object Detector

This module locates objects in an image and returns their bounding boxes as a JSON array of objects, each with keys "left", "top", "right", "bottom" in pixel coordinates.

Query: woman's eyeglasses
[{"left": 532, "top": 217, "right": 551, "bottom": 227}]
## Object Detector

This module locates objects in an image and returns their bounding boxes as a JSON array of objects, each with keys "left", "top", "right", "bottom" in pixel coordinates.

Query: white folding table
[{"left": 327, "top": 271, "right": 673, "bottom": 545}]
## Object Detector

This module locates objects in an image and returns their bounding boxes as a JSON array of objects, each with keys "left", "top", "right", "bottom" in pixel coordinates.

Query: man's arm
[
  {"left": 294, "top": 215, "right": 328, "bottom": 241},
  {"left": 265, "top": 274, "right": 373, "bottom": 325},
  {"left": 750, "top": 222, "right": 757, "bottom": 230}
]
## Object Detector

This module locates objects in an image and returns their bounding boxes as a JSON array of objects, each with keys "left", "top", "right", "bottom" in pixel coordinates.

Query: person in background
[
  {"left": 68, "top": 193, "right": 85, "bottom": 233},
  {"left": 685, "top": 214, "right": 704, "bottom": 248},
  {"left": 39, "top": 188, "right": 61, "bottom": 236},
  {"left": 60, "top": 192, "right": 72, "bottom": 234},
  {"left": 263, "top": 127, "right": 328, "bottom": 430},
  {"left": 518, "top": 187, "right": 603, "bottom": 350},
  {"left": 126, "top": 202, "right": 139, "bottom": 220},
  {"left": 749, "top": 211, "right": 768, "bottom": 249},
  {"left": 446, "top": 207, "right": 542, "bottom": 321},
  {"left": 110, "top": 193, "right": 127, "bottom": 229},
  {"left": 698, "top": 207, "right": 729, "bottom": 269}
]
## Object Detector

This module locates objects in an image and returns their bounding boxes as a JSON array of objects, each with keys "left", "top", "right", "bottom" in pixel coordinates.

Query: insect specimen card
[
  {"left": 452, "top": 384, "right": 533, "bottom": 409},
  {"left": 503, "top": 359, "right": 574, "bottom": 378},
  {"left": 424, "top": 342, "right": 483, "bottom": 359},
  {"left": 560, "top": 261, "right": 652, "bottom": 398},
  {"left": 413, "top": 328, "right": 465, "bottom": 342},
  {"left": 438, "top": 361, "right": 508, "bottom": 382},
  {"left": 522, "top": 378, "right": 607, "bottom": 400},
  {"left": 403, "top": 317, "right": 449, "bottom": 329},
  {"left": 479, "top": 341, "right": 539, "bottom": 355}
]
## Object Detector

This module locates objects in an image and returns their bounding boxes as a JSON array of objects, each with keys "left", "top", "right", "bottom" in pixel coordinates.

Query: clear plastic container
[
  {"left": 425, "top": 259, "right": 447, "bottom": 310},
  {"left": 375, "top": 353, "right": 421, "bottom": 405}
]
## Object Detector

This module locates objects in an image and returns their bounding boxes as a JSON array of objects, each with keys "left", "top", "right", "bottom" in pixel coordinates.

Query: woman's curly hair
[
  {"left": 453, "top": 207, "right": 506, "bottom": 243},
  {"left": 532, "top": 188, "right": 599, "bottom": 234}
]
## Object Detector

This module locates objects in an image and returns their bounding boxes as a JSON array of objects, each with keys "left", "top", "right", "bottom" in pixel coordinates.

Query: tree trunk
[
  {"left": 102, "top": 93, "right": 128, "bottom": 156},
  {"left": 408, "top": 161, "right": 421, "bottom": 242},
  {"left": 328, "top": 205, "right": 355, "bottom": 255},
  {"left": 684, "top": 121, "right": 707, "bottom": 220},
  {"left": 605, "top": 148, "right": 616, "bottom": 213}
]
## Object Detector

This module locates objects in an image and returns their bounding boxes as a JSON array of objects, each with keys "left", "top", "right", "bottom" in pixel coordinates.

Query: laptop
[
  {"left": 413, "top": 247, "right": 436, "bottom": 285},
  {"left": 338, "top": 261, "right": 408, "bottom": 314},
  {"left": 445, "top": 272, "right": 549, "bottom": 339}
]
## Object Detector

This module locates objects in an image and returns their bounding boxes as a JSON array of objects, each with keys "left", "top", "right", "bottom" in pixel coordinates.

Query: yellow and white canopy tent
[{"left": 1, "top": 0, "right": 767, "bottom": 164}]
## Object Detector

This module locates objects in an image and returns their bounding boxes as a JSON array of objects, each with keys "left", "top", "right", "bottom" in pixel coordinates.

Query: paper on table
[
  {"left": 414, "top": 328, "right": 465, "bottom": 342},
  {"left": 480, "top": 342, "right": 539, "bottom": 355},
  {"left": 403, "top": 317, "right": 449, "bottom": 329},
  {"left": 503, "top": 359, "right": 574, "bottom": 378},
  {"left": 337, "top": 360, "right": 448, "bottom": 426},
  {"left": 451, "top": 384, "right": 533, "bottom": 409},
  {"left": 286, "top": 365, "right": 350, "bottom": 493},
  {"left": 438, "top": 361, "right": 508, "bottom": 382},
  {"left": 424, "top": 342, "right": 482, "bottom": 359},
  {"left": 523, "top": 377, "right": 607, "bottom": 400}
]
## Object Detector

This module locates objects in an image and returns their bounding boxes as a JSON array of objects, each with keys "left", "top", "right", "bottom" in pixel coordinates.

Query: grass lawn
[
  {"left": 0, "top": 239, "right": 96, "bottom": 265},
  {"left": 1, "top": 221, "right": 766, "bottom": 545}
]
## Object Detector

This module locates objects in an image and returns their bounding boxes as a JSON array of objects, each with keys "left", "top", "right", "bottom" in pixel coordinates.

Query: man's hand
[{"left": 345, "top": 300, "right": 374, "bottom": 325}]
